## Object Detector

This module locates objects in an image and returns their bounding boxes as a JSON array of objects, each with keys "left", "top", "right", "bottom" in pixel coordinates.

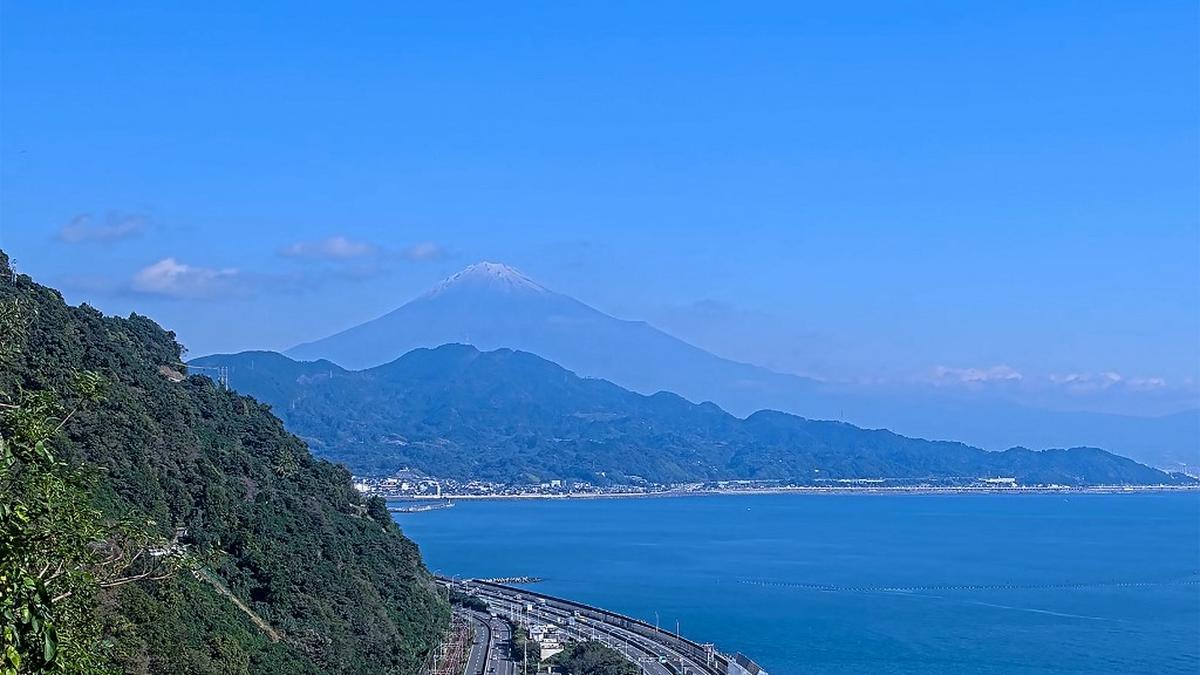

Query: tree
[
  {"left": 0, "top": 250, "right": 449, "bottom": 673},
  {"left": 0, "top": 377, "right": 184, "bottom": 674},
  {"left": 509, "top": 627, "right": 541, "bottom": 675},
  {"left": 549, "top": 641, "right": 638, "bottom": 675}
]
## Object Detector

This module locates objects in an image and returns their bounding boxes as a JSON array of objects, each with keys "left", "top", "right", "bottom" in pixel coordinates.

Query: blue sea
[{"left": 394, "top": 493, "right": 1200, "bottom": 674}]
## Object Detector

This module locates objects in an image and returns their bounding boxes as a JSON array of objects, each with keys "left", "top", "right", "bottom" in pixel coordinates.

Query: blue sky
[{"left": 1, "top": 2, "right": 1197, "bottom": 415}]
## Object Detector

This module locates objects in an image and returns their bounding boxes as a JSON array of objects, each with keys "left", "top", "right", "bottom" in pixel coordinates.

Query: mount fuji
[
  {"left": 287, "top": 262, "right": 823, "bottom": 410},
  {"left": 284, "top": 262, "right": 1199, "bottom": 470}
]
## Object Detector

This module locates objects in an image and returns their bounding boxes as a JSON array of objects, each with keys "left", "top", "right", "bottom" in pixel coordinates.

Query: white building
[{"left": 528, "top": 624, "right": 564, "bottom": 660}]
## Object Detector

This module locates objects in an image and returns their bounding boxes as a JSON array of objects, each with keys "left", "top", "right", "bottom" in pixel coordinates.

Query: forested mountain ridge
[
  {"left": 283, "top": 262, "right": 1198, "bottom": 471},
  {"left": 193, "top": 345, "right": 1190, "bottom": 487},
  {"left": 0, "top": 251, "right": 447, "bottom": 674}
]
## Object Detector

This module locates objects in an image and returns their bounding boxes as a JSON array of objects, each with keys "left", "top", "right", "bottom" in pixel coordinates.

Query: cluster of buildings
[
  {"left": 527, "top": 623, "right": 565, "bottom": 661},
  {"left": 352, "top": 471, "right": 1039, "bottom": 499},
  {"left": 352, "top": 475, "right": 444, "bottom": 497},
  {"left": 351, "top": 473, "right": 688, "bottom": 498}
]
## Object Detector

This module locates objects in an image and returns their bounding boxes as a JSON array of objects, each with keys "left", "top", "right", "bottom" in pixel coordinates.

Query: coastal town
[{"left": 351, "top": 471, "right": 1196, "bottom": 501}]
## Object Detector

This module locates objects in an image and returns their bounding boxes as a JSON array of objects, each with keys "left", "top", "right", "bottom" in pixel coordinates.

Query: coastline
[
  {"left": 404, "top": 481, "right": 1200, "bottom": 675},
  {"left": 390, "top": 483, "right": 1200, "bottom": 502}
]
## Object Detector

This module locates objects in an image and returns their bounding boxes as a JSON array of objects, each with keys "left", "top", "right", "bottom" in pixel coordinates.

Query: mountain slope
[
  {"left": 193, "top": 345, "right": 1188, "bottom": 487},
  {"left": 0, "top": 252, "right": 447, "bottom": 674},
  {"left": 287, "top": 262, "right": 821, "bottom": 410},
  {"left": 284, "top": 262, "right": 1199, "bottom": 471}
]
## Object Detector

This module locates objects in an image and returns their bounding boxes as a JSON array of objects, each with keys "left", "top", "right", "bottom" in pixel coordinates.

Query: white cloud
[
  {"left": 930, "top": 364, "right": 1024, "bottom": 386},
  {"left": 279, "top": 236, "right": 448, "bottom": 264},
  {"left": 924, "top": 366, "right": 1182, "bottom": 399},
  {"left": 1049, "top": 371, "right": 1170, "bottom": 394},
  {"left": 130, "top": 258, "right": 240, "bottom": 299},
  {"left": 400, "top": 241, "right": 447, "bottom": 261},
  {"left": 1127, "top": 377, "right": 1168, "bottom": 392},
  {"left": 56, "top": 213, "right": 147, "bottom": 244},
  {"left": 280, "top": 236, "right": 376, "bottom": 260}
]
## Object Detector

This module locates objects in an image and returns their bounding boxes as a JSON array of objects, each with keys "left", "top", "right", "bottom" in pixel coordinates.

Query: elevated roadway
[
  {"left": 460, "top": 608, "right": 518, "bottom": 675},
  {"left": 444, "top": 578, "right": 737, "bottom": 675},
  {"left": 463, "top": 611, "right": 491, "bottom": 675}
]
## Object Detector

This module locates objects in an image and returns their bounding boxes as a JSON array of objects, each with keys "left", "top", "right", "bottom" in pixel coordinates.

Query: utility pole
[
  {"left": 516, "top": 602, "right": 526, "bottom": 675},
  {"left": 180, "top": 363, "right": 229, "bottom": 390}
]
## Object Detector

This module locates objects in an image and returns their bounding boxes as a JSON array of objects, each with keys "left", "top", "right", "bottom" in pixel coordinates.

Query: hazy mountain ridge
[
  {"left": 285, "top": 262, "right": 808, "bottom": 411},
  {"left": 284, "top": 263, "right": 1199, "bottom": 471},
  {"left": 192, "top": 344, "right": 1190, "bottom": 486}
]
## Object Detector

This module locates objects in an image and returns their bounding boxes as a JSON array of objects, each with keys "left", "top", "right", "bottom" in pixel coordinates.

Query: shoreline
[{"left": 387, "top": 484, "right": 1200, "bottom": 503}]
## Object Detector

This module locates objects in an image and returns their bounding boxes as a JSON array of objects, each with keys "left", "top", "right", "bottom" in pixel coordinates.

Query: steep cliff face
[{"left": 0, "top": 251, "right": 447, "bottom": 674}]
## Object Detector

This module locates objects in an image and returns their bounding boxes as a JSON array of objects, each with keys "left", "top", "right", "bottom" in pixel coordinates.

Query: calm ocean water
[{"left": 394, "top": 493, "right": 1200, "bottom": 674}]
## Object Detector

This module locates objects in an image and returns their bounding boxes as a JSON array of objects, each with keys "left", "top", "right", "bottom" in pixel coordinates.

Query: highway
[
  {"left": 458, "top": 608, "right": 517, "bottom": 675},
  {"left": 486, "top": 612, "right": 516, "bottom": 675},
  {"left": 463, "top": 611, "right": 490, "bottom": 675},
  {"left": 446, "top": 579, "right": 729, "bottom": 675},
  {"left": 497, "top": 598, "right": 690, "bottom": 675},
  {"left": 461, "top": 600, "right": 675, "bottom": 675}
]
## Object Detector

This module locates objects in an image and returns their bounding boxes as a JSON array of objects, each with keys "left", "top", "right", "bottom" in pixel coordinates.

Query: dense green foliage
[
  {"left": 448, "top": 589, "right": 488, "bottom": 613},
  {"left": 0, "top": 378, "right": 141, "bottom": 675},
  {"left": 508, "top": 627, "right": 540, "bottom": 675},
  {"left": 193, "top": 345, "right": 1190, "bottom": 486},
  {"left": 549, "top": 641, "right": 638, "bottom": 675},
  {"left": 0, "top": 252, "right": 447, "bottom": 673}
]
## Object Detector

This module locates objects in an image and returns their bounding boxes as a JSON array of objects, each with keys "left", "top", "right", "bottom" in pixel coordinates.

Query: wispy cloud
[
  {"left": 280, "top": 235, "right": 377, "bottom": 260},
  {"left": 56, "top": 213, "right": 147, "bottom": 244},
  {"left": 78, "top": 234, "right": 448, "bottom": 302},
  {"left": 129, "top": 258, "right": 241, "bottom": 299},
  {"left": 1049, "top": 371, "right": 1169, "bottom": 394},
  {"left": 930, "top": 365, "right": 1024, "bottom": 386},
  {"left": 919, "top": 365, "right": 1188, "bottom": 413},
  {"left": 400, "top": 241, "right": 448, "bottom": 261},
  {"left": 926, "top": 366, "right": 1181, "bottom": 395},
  {"left": 280, "top": 235, "right": 450, "bottom": 266}
]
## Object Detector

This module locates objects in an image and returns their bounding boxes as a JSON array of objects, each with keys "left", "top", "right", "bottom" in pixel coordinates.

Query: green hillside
[
  {"left": 193, "top": 345, "right": 1191, "bottom": 487},
  {"left": 0, "top": 251, "right": 447, "bottom": 674}
]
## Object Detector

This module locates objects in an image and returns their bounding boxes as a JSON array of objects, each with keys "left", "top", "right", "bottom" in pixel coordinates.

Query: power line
[{"left": 177, "top": 363, "right": 229, "bottom": 390}]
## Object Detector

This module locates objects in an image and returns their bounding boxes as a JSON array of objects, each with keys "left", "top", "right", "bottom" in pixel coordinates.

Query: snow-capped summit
[
  {"left": 424, "top": 262, "right": 548, "bottom": 297},
  {"left": 285, "top": 258, "right": 824, "bottom": 420}
]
